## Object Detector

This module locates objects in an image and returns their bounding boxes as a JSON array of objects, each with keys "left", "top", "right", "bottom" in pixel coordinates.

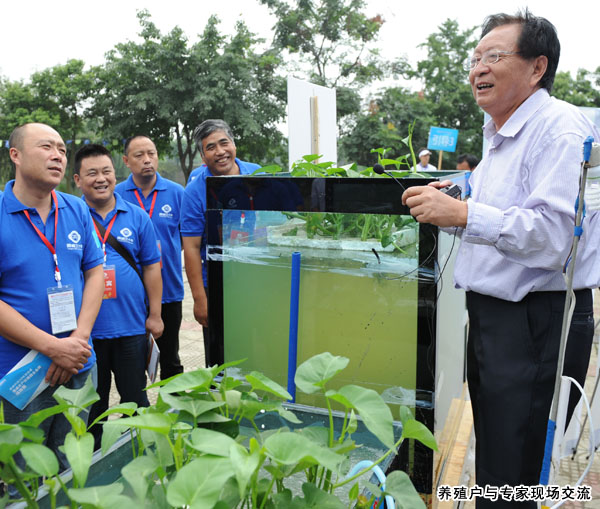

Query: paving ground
[{"left": 108, "top": 273, "right": 600, "bottom": 507}]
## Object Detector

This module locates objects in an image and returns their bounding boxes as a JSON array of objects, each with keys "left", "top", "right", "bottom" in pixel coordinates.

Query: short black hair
[
  {"left": 74, "top": 144, "right": 113, "bottom": 174},
  {"left": 457, "top": 154, "right": 479, "bottom": 170},
  {"left": 193, "top": 120, "right": 235, "bottom": 156},
  {"left": 9, "top": 124, "right": 30, "bottom": 150},
  {"left": 123, "top": 135, "right": 153, "bottom": 156},
  {"left": 481, "top": 9, "right": 560, "bottom": 92}
]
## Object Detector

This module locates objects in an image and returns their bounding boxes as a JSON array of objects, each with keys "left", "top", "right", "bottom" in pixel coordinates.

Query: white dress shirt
[
  {"left": 453, "top": 88, "right": 600, "bottom": 301},
  {"left": 415, "top": 163, "right": 438, "bottom": 173}
]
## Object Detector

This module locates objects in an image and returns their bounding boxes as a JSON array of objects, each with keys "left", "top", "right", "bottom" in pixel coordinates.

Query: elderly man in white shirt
[{"left": 403, "top": 9, "right": 600, "bottom": 508}]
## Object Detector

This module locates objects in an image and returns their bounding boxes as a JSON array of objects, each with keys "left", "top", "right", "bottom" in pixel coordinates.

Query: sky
[{"left": 2, "top": 0, "right": 598, "bottom": 89}]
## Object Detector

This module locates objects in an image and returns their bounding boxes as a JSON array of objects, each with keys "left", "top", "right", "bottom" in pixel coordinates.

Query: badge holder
[
  {"left": 103, "top": 264, "right": 117, "bottom": 299},
  {"left": 47, "top": 285, "right": 78, "bottom": 334}
]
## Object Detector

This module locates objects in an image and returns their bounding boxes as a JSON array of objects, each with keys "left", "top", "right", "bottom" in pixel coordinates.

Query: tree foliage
[
  {"left": 261, "top": 0, "right": 384, "bottom": 85},
  {"left": 410, "top": 19, "right": 482, "bottom": 162},
  {"left": 1, "top": 6, "right": 600, "bottom": 185},
  {"left": 552, "top": 68, "right": 600, "bottom": 107},
  {"left": 92, "top": 11, "right": 286, "bottom": 181},
  {"left": 0, "top": 60, "right": 97, "bottom": 191},
  {"left": 339, "top": 87, "right": 436, "bottom": 167},
  {"left": 260, "top": 0, "right": 400, "bottom": 130},
  {"left": 341, "top": 18, "right": 483, "bottom": 168}
]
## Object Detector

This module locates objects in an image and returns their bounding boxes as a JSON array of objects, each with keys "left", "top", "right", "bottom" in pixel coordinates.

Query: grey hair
[{"left": 193, "top": 119, "right": 235, "bottom": 156}]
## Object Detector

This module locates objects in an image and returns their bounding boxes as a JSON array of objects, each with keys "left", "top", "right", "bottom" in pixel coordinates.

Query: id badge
[
  {"left": 103, "top": 265, "right": 117, "bottom": 300},
  {"left": 47, "top": 285, "right": 78, "bottom": 335}
]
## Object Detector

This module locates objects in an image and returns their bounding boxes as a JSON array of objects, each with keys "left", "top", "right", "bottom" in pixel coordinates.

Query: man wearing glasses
[{"left": 402, "top": 10, "right": 600, "bottom": 506}]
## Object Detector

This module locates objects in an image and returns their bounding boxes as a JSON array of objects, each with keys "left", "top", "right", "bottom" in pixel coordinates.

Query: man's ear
[
  {"left": 73, "top": 173, "right": 81, "bottom": 189},
  {"left": 530, "top": 55, "right": 548, "bottom": 88},
  {"left": 9, "top": 147, "right": 19, "bottom": 165},
  {"left": 122, "top": 155, "right": 129, "bottom": 168}
]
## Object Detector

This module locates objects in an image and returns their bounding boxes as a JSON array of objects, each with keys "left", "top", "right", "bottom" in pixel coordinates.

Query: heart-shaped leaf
[
  {"left": 295, "top": 353, "right": 349, "bottom": 394},
  {"left": 20, "top": 443, "right": 58, "bottom": 477}
]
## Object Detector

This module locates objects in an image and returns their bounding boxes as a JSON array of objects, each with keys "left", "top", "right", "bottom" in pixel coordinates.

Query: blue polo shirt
[
  {"left": 115, "top": 173, "right": 184, "bottom": 303},
  {"left": 0, "top": 181, "right": 103, "bottom": 379},
  {"left": 188, "top": 164, "right": 207, "bottom": 183},
  {"left": 188, "top": 159, "right": 261, "bottom": 183},
  {"left": 181, "top": 159, "right": 260, "bottom": 284},
  {"left": 86, "top": 194, "right": 161, "bottom": 339}
]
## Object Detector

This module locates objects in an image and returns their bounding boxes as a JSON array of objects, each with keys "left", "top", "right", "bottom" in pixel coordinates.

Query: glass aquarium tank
[{"left": 205, "top": 174, "right": 468, "bottom": 498}]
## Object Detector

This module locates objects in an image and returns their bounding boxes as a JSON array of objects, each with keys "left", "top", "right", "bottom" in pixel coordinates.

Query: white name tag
[{"left": 47, "top": 285, "right": 78, "bottom": 334}]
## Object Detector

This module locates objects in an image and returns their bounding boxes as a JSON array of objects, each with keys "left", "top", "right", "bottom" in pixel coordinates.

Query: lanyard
[
  {"left": 23, "top": 191, "right": 62, "bottom": 287},
  {"left": 134, "top": 189, "right": 157, "bottom": 218},
  {"left": 92, "top": 212, "right": 119, "bottom": 264}
]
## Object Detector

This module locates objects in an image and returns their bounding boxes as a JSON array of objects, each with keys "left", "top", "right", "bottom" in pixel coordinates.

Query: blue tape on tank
[
  {"left": 539, "top": 420, "right": 556, "bottom": 485},
  {"left": 287, "top": 252, "right": 301, "bottom": 402}
]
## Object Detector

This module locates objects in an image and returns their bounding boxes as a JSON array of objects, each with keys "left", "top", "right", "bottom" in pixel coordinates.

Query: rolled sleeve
[{"left": 463, "top": 199, "right": 504, "bottom": 245}]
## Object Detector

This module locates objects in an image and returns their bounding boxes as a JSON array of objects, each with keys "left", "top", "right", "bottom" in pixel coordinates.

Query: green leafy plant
[
  {"left": 1, "top": 352, "right": 436, "bottom": 508},
  {"left": 255, "top": 121, "right": 427, "bottom": 179},
  {"left": 280, "top": 211, "right": 417, "bottom": 254}
]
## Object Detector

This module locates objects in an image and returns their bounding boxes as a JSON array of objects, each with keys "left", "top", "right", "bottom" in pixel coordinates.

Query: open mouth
[{"left": 477, "top": 83, "right": 494, "bottom": 90}]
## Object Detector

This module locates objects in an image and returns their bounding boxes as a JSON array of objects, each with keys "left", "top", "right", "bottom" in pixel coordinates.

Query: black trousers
[
  {"left": 466, "top": 289, "right": 593, "bottom": 508},
  {"left": 156, "top": 300, "right": 184, "bottom": 379}
]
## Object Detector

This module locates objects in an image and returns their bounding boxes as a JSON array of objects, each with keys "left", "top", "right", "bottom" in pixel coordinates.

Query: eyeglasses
[{"left": 463, "top": 50, "right": 520, "bottom": 71}]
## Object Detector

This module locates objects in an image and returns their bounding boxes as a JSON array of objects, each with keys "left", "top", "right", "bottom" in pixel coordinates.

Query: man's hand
[
  {"left": 45, "top": 364, "right": 74, "bottom": 386},
  {"left": 427, "top": 179, "right": 453, "bottom": 189},
  {"left": 402, "top": 185, "right": 468, "bottom": 228},
  {"left": 45, "top": 333, "right": 92, "bottom": 383},
  {"left": 194, "top": 297, "right": 208, "bottom": 328},
  {"left": 146, "top": 314, "right": 165, "bottom": 339}
]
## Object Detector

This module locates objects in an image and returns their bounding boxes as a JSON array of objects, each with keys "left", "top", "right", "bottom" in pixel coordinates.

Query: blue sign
[{"left": 428, "top": 126, "right": 459, "bottom": 153}]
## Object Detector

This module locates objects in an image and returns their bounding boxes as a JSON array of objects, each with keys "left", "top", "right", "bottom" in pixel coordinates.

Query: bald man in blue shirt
[
  {"left": 0, "top": 123, "right": 104, "bottom": 470},
  {"left": 116, "top": 135, "right": 185, "bottom": 380}
]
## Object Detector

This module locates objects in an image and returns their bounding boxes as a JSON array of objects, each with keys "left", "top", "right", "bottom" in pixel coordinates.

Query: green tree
[
  {"left": 92, "top": 11, "right": 286, "bottom": 181},
  {"left": 340, "top": 19, "right": 481, "bottom": 168},
  {"left": 339, "top": 87, "right": 436, "bottom": 167},
  {"left": 0, "top": 61, "right": 97, "bottom": 190},
  {"left": 30, "top": 60, "right": 98, "bottom": 192},
  {"left": 410, "top": 19, "right": 482, "bottom": 164},
  {"left": 552, "top": 68, "right": 600, "bottom": 107},
  {"left": 259, "top": 0, "right": 400, "bottom": 132},
  {"left": 0, "top": 79, "right": 56, "bottom": 184}
]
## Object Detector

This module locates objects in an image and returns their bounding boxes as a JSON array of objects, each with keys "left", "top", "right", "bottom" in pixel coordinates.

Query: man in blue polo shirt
[
  {"left": 181, "top": 119, "right": 261, "bottom": 366},
  {"left": 73, "top": 144, "right": 163, "bottom": 449},
  {"left": 0, "top": 123, "right": 104, "bottom": 468},
  {"left": 115, "top": 135, "right": 184, "bottom": 380}
]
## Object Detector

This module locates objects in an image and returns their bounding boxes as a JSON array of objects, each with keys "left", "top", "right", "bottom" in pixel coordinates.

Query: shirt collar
[
  {"left": 84, "top": 192, "right": 128, "bottom": 218},
  {"left": 124, "top": 172, "right": 167, "bottom": 192},
  {"left": 483, "top": 88, "right": 550, "bottom": 140},
  {"left": 206, "top": 158, "right": 247, "bottom": 177},
  {"left": 3, "top": 180, "right": 66, "bottom": 214}
]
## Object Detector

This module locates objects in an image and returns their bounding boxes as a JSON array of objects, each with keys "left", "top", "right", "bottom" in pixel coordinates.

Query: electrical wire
[{"left": 548, "top": 375, "right": 595, "bottom": 509}]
